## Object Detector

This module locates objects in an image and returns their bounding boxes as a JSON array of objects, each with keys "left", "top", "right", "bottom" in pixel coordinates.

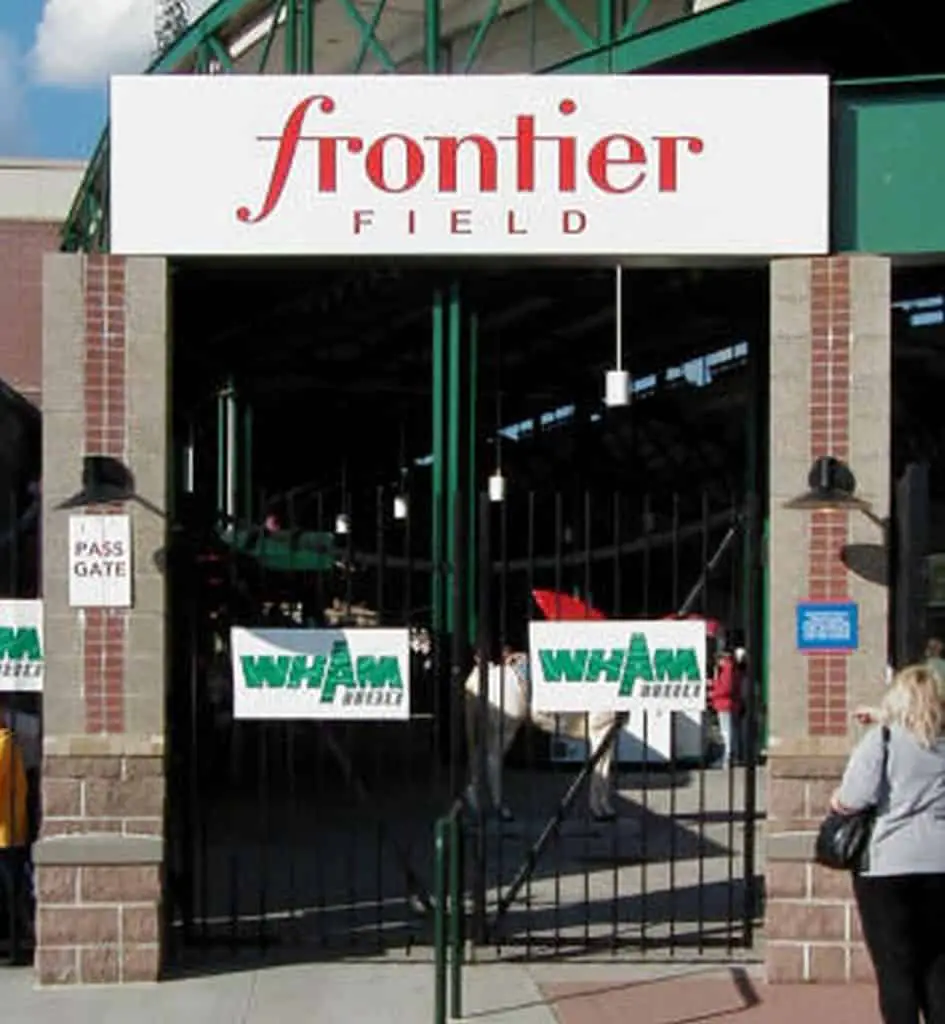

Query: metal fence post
[
  {"left": 434, "top": 817, "right": 447, "bottom": 1024},
  {"left": 449, "top": 811, "right": 463, "bottom": 1020}
]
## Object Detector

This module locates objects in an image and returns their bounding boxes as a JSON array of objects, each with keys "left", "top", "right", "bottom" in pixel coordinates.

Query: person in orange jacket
[
  {"left": 710, "top": 648, "right": 744, "bottom": 767},
  {"left": 0, "top": 703, "right": 30, "bottom": 949}
]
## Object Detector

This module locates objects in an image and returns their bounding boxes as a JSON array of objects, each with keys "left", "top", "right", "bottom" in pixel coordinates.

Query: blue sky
[
  {"left": 0, "top": 1, "right": 214, "bottom": 161},
  {"left": 0, "top": 1, "right": 105, "bottom": 159}
]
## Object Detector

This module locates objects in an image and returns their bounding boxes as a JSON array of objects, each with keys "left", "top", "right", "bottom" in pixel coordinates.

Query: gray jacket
[{"left": 837, "top": 724, "right": 945, "bottom": 877}]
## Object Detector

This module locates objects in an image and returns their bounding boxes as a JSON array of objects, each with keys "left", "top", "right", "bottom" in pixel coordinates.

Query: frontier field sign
[
  {"left": 0, "top": 600, "right": 44, "bottom": 694},
  {"left": 109, "top": 74, "right": 829, "bottom": 258},
  {"left": 529, "top": 619, "right": 707, "bottom": 714},
  {"left": 231, "top": 627, "right": 410, "bottom": 721}
]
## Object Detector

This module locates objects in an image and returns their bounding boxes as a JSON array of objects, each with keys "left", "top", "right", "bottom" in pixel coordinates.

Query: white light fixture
[
  {"left": 393, "top": 494, "right": 408, "bottom": 521},
  {"left": 604, "top": 264, "right": 630, "bottom": 408},
  {"left": 489, "top": 471, "right": 506, "bottom": 503},
  {"left": 334, "top": 512, "right": 350, "bottom": 535}
]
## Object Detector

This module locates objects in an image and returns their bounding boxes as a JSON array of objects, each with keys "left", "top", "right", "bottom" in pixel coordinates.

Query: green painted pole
[
  {"left": 425, "top": 0, "right": 441, "bottom": 72},
  {"left": 597, "top": 0, "right": 614, "bottom": 70},
  {"left": 446, "top": 282, "right": 462, "bottom": 635},
  {"left": 432, "top": 292, "right": 445, "bottom": 634},
  {"left": 284, "top": 0, "right": 298, "bottom": 72},
  {"left": 216, "top": 389, "right": 226, "bottom": 520},
  {"left": 467, "top": 312, "right": 478, "bottom": 643},
  {"left": 433, "top": 818, "right": 447, "bottom": 1024},
  {"left": 448, "top": 813, "right": 463, "bottom": 1020},
  {"left": 300, "top": 0, "right": 315, "bottom": 72},
  {"left": 243, "top": 402, "right": 254, "bottom": 523},
  {"left": 761, "top": 517, "right": 770, "bottom": 752}
]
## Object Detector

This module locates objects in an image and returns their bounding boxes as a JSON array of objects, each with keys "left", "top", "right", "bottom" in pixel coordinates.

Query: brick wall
[
  {"left": 41, "top": 754, "right": 163, "bottom": 838},
  {"left": 766, "top": 255, "right": 891, "bottom": 985},
  {"left": 766, "top": 755, "right": 873, "bottom": 984},
  {"left": 38, "top": 254, "right": 169, "bottom": 986},
  {"left": 0, "top": 219, "right": 60, "bottom": 407},
  {"left": 35, "top": 863, "right": 161, "bottom": 985}
]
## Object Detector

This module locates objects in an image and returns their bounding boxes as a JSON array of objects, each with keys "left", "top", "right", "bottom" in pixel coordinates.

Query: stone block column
[
  {"left": 35, "top": 254, "right": 169, "bottom": 985},
  {"left": 765, "top": 255, "right": 891, "bottom": 983}
]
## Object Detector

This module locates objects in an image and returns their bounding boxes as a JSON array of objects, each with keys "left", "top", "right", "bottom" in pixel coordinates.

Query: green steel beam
[
  {"left": 352, "top": 0, "right": 390, "bottom": 73},
  {"left": 425, "top": 0, "right": 441, "bottom": 72},
  {"left": 337, "top": 0, "right": 396, "bottom": 71},
  {"left": 619, "top": 0, "right": 652, "bottom": 39},
  {"left": 545, "top": 0, "right": 853, "bottom": 74},
  {"left": 544, "top": 0, "right": 595, "bottom": 50},
  {"left": 300, "top": 0, "right": 315, "bottom": 72},
  {"left": 285, "top": 0, "right": 298, "bottom": 70},
  {"left": 597, "top": 0, "right": 614, "bottom": 71},
  {"left": 258, "top": 0, "right": 284, "bottom": 70},
  {"left": 206, "top": 34, "right": 234, "bottom": 69},
  {"left": 461, "top": 0, "right": 500, "bottom": 73},
  {"left": 467, "top": 311, "right": 478, "bottom": 642}
]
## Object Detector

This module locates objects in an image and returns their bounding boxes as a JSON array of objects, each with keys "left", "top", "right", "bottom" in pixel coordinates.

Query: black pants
[{"left": 855, "top": 873, "right": 945, "bottom": 1024}]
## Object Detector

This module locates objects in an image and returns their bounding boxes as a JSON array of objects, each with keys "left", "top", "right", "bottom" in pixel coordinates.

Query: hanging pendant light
[
  {"left": 393, "top": 430, "right": 409, "bottom": 521},
  {"left": 490, "top": 367, "right": 506, "bottom": 503},
  {"left": 605, "top": 264, "right": 630, "bottom": 407},
  {"left": 334, "top": 512, "right": 350, "bottom": 535}
]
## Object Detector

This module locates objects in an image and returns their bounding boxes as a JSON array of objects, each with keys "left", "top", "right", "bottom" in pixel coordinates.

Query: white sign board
[
  {"left": 68, "top": 515, "right": 132, "bottom": 608},
  {"left": 231, "top": 627, "right": 410, "bottom": 721},
  {"left": 529, "top": 619, "right": 707, "bottom": 713},
  {"left": 0, "top": 600, "right": 44, "bottom": 693},
  {"left": 110, "top": 74, "right": 829, "bottom": 258}
]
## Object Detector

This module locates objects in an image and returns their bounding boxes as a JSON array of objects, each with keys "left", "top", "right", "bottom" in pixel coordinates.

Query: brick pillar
[
  {"left": 36, "top": 254, "right": 168, "bottom": 985},
  {"left": 765, "top": 255, "right": 891, "bottom": 983}
]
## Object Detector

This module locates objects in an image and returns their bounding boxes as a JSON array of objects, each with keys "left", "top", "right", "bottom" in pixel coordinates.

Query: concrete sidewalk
[
  {"left": 0, "top": 961, "right": 555, "bottom": 1024},
  {"left": 0, "top": 960, "right": 880, "bottom": 1024}
]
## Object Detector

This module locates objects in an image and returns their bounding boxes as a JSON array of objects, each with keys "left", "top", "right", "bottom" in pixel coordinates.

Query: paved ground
[{"left": 0, "top": 961, "right": 881, "bottom": 1024}]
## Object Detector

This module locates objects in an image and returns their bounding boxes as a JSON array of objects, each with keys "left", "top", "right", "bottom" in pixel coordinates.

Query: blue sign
[{"left": 796, "top": 601, "right": 859, "bottom": 653}]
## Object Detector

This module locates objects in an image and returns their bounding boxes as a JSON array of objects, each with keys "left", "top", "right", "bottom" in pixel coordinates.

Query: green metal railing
[{"left": 433, "top": 799, "right": 465, "bottom": 1024}]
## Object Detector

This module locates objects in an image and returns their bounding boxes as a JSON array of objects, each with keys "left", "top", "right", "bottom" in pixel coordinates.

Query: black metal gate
[
  {"left": 466, "top": 486, "right": 763, "bottom": 958},
  {"left": 164, "top": 480, "right": 763, "bottom": 968}
]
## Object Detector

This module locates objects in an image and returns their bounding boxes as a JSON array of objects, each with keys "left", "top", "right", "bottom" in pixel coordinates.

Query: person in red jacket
[{"left": 710, "top": 648, "right": 744, "bottom": 767}]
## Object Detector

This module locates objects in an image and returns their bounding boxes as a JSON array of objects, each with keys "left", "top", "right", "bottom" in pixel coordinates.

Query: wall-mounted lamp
[
  {"left": 57, "top": 455, "right": 137, "bottom": 510},
  {"left": 783, "top": 455, "right": 885, "bottom": 529}
]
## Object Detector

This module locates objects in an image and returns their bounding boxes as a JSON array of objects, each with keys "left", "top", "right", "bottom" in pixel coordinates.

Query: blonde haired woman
[{"left": 831, "top": 664, "right": 945, "bottom": 1024}]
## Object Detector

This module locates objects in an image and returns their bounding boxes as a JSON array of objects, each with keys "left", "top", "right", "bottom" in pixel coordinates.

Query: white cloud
[
  {"left": 32, "top": 0, "right": 217, "bottom": 89},
  {"left": 0, "top": 33, "right": 31, "bottom": 156}
]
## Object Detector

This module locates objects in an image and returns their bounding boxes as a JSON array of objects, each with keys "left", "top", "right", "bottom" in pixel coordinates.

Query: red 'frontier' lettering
[{"left": 235, "top": 95, "right": 705, "bottom": 225}]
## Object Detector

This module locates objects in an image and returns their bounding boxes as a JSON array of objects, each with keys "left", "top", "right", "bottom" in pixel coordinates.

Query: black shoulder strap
[{"left": 880, "top": 725, "right": 890, "bottom": 781}]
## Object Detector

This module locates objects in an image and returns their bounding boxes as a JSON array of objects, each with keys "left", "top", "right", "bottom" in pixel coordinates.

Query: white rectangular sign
[
  {"left": 68, "top": 514, "right": 132, "bottom": 608},
  {"left": 231, "top": 627, "right": 410, "bottom": 721},
  {"left": 110, "top": 74, "right": 829, "bottom": 258},
  {"left": 529, "top": 618, "right": 707, "bottom": 713},
  {"left": 0, "top": 599, "right": 44, "bottom": 693}
]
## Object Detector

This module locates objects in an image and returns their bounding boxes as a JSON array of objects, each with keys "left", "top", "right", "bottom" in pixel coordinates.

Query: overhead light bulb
[
  {"left": 489, "top": 471, "right": 506, "bottom": 503},
  {"left": 334, "top": 512, "right": 350, "bottom": 535},
  {"left": 605, "top": 369, "right": 630, "bottom": 407},
  {"left": 393, "top": 494, "right": 408, "bottom": 521}
]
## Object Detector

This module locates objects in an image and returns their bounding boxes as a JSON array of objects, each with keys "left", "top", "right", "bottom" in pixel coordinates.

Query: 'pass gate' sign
[
  {"left": 231, "top": 627, "right": 410, "bottom": 721},
  {"left": 529, "top": 618, "right": 708, "bottom": 714}
]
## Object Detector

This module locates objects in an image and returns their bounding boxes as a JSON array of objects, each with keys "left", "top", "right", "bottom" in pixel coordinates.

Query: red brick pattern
[
  {"left": 81, "top": 255, "right": 128, "bottom": 735},
  {"left": 807, "top": 257, "right": 851, "bottom": 736},
  {"left": 0, "top": 219, "right": 60, "bottom": 407}
]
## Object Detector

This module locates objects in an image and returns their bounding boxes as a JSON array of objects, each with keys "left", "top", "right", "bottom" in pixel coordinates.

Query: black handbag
[{"left": 814, "top": 726, "right": 890, "bottom": 872}]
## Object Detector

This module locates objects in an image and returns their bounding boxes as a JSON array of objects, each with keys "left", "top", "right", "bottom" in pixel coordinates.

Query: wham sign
[{"left": 109, "top": 74, "right": 829, "bottom": 258}]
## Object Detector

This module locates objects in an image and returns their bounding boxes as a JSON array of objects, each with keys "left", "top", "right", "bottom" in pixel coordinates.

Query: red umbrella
[{"left": 532, "top": 589, "right": 607, "bottom": 622}]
